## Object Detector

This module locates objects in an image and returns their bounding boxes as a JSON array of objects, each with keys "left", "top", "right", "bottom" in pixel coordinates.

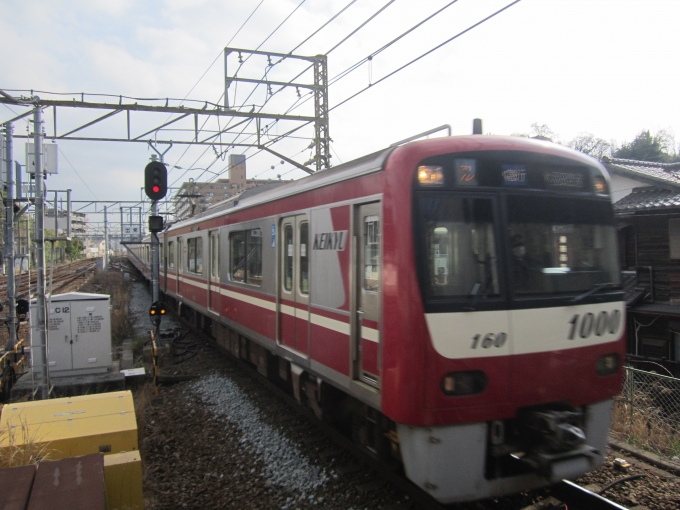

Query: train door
[
  {"left": 279, "top": 215, "right": 310, "bottom": 355},
  {"left": 176, "top": 237, "right": 182, "bottom": 297},
  {"left": 208, "top": 231, "right": 220, "bottom": 313},
  {"left": 353, "top": 202, "right": 381, "bottom": 387}
]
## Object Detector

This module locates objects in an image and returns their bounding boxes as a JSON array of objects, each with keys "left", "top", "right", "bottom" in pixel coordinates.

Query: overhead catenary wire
[
  {"left": 58, "top": 147, "right": 100, "bottom": 201},
  {"left": 166, "top": 1, "right": 265, "bottom": 176},
  {"left": 178, "top": 1, "right": 523, "bottom": 188},
  {"left": 170, "top": 0, "right": 398, "bottom": 186},
  {"left": 224, "top": 0, "right": 390, "bottom": 134},
  {"left": 172, "top": 0, "right": 311, "bottom": 182},
  {"left": 282, "top": 0, "right": 463, "bottom": 116},
  {"left": 262, "top": 0, "right": 524, "bottom": 161},
  {"left": 185, "top": 0, "right": 361, "bottom": 185},
  {"left": 331, "top": 0, "right": 523, "bottom": 112},
  {"left": 190, "top": 0, "right": 395, "bottom": 183}
]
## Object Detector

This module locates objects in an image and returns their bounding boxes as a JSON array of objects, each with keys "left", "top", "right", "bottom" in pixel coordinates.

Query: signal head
[{"left": 144, "top": 161, "right": 168, "bottom": 200}]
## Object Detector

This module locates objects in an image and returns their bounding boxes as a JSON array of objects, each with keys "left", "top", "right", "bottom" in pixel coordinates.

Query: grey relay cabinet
[{"left": 31, "top": 292, "right": 112, "bottom": 378}]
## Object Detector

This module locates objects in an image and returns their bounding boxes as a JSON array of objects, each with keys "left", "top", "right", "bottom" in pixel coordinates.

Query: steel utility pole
[
  {"left": 33, "top": 105, "right": 50, "bottom": 399},
  {"left": 3, "top": 122, "right": 17, "bottom": 350},
  {"left": 148, "top": 144, "right": 170, "bottom": 304},
  {"left": 104, "top": 206, "right": 108, "bottom": 269}
]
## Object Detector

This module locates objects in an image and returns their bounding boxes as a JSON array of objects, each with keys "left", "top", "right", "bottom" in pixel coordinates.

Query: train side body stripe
[
  {"left": 311, "top": 313, "right": 350, "bottom": 336},
  {"left": 220, "top": 287, "right": 277, "bottom": 312}
]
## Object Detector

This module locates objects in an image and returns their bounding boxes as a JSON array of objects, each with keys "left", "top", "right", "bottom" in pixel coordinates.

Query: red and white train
[{"left": 129, "top": 134, "right": 625, "bottom": 503}]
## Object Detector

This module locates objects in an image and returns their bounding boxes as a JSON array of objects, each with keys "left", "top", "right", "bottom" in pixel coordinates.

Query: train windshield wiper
[
  {"left": 570, "top": 282, "right": 617, "bottom": 304},
  {"left": 464, "top": 282, "right": 482, "bottom": 311}
]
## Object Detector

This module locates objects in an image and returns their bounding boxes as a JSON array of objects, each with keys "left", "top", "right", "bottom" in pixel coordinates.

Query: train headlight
[
  {"left": 593, "top": 175, "right": 608, "bottom": 195},
  {"left": 441, "top": 370, "right": 487, "bottom": 396},
  {"left": 417, "top": 165, "right": 444, "bottom": 186},
  {"left": 596, "top": 353, "right": 620, "bottom": 376}
]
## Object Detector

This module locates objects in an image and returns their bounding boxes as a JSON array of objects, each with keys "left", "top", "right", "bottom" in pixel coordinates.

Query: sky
[{"left": 1, "top": 0, "right": 679, "bottom": 228}]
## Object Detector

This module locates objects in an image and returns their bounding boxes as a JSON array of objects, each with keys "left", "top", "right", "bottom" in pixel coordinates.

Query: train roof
[
  {"left": 167, "top": 145, "right": 395, "bottom": 232},
  {"left": 166, "top": 135, "right": 605, "bottom": 233}
]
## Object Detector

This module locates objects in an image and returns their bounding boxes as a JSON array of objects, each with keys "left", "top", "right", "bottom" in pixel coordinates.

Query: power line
[
  {"left": 211, "top": 0, "right": 393, "bottom": 180},
  {"left": 166, "top": 1, "right": 265, "bottom": 176},
  {"left": 331, "top": 0, "right": 523, "bottom": 113},
  {"left": 326, "top": 0, "right": 396, "bottom": 55},
  {"left": 58, "top": 147, "right": 100, "bottom": 201},
  {"left": 260, "top": 0, "right": 523, "bottom": 164},
  {"left": 228, "top": 0, "right": 379, "bottom": 128},
  {"left": 174, "top": 0, "right": 309, "bottom": 181},
  {"left": 285, "top": 0, "right": 464, "bottom": 115},
  {"left": 330, "top": 0, "right": 461, "bottom": 86}
]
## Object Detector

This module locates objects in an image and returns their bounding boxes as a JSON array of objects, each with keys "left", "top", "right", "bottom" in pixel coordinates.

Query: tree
[
  {"left": 613, "top": 130, "right": 679, "bottom": 162},
  {"left": 65, "top": 238, "right": 84, "bottom": 262},
  {"left": 511, "top": 123, "right": 558, "bottom": 142},
  {"left": 529, "top": 123, "right": 557, "bottom": 141},
  {"left": 567, "top": 133, "right": 612, "bottom": 159}
]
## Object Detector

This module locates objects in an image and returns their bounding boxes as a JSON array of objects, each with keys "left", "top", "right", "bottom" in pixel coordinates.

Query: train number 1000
[{"left": 568, "top": 310, "right": 621, "bottom": 340}]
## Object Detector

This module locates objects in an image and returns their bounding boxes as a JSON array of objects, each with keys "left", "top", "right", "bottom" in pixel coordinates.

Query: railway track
[
  {"left": 0, "top": 259, "right": 97, "bottom": 303},
  {"left": 162, "top": 309, "right": 630, "bottom": 510}
]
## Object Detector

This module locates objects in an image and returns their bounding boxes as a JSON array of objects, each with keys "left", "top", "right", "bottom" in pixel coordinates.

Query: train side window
[
  {"left": 284, "top": 224, "right": 293, "bottom": 292},
  {"left": 299, "top": 222, "right": 309, "bottom": 294},
  {"left": 230, "top": 231, "right": 246, "bottom": 282},
  {"left": 246, "top": 229, "right": 262, "bottom": 285},
  {"left": 168, "top": 241, "right": 175, "bottom": 269},
  {"left": 187, "top": 237, "right": 203, "bottom": 274},
  {"left": 211, "top": 233, "right": 219, "bottom": 279},
  {"left": 160, "top": 243, "right": 164, "bottom": 267},
  {"left": 364, "top": 216, "right": 380, "bottom": 292},
  {"left": 229, "top": 229, "right": 262, "bottom": 285}
]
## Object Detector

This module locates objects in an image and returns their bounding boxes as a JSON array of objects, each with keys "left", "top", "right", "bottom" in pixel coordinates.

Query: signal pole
[
  {"left": 149, "top": 155, "right": 161, "bottom": 303},
  {"left": 3, "top": 121, "right": 17, "bottom": 351},
  {"left": 146, "top": 143, "right": 169, "bottom": 311},
  {"left": 33, "top": 105, "right": 50, "bottom": 399}
]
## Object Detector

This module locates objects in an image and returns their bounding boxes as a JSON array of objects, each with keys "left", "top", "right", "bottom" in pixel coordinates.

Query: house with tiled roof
[{"left": 603, "top": 157, "right": 680, "bottom": 376}]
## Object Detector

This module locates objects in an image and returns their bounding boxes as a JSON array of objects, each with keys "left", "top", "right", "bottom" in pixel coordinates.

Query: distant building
[
  {"left": 45, "top": 209, "right": 87, "bottom": 236},
  {"left": 174, "top": 154, "right": 293, "bottom": 219}
]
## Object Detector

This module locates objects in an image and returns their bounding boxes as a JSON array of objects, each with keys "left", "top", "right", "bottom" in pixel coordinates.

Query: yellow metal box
[
  {"left": 104, "top": 451, "right": 144, "bottom": 510},
  {"left": 0, "top": 391, "right": 138, "bottom": 460}
]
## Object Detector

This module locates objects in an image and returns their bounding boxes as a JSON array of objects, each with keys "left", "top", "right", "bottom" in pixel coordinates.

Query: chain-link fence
[{"left": 611, "top": 367, "right": 680, "bottom": 459}]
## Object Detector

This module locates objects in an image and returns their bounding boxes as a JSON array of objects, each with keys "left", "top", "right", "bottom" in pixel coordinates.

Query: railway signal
[
  {"left": 149, "top": 301, "right": 166, "bottom": 327},
  {"left": 148, "top": 215, "right": 164, "bottom": 233},
  {"left": 144, "top": 161, "right": 167, "bottom": 200}
]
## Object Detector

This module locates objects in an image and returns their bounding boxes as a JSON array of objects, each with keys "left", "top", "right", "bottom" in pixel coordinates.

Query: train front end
[{"left": 381, "top": 136, "right": 625, "bottom": 503}]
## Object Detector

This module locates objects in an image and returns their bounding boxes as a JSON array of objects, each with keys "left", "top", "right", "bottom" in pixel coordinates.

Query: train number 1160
[{"left": 568, "top": 310, "right": 621, "bottom": 340}]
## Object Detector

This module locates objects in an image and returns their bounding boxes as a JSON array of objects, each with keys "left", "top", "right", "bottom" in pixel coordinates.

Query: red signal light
[{"left": 152, "top": 185, "right": 160, "bottom": 193}]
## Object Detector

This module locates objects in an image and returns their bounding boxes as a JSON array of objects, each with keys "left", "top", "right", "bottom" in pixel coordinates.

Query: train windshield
[
  {"left": 507, "top": 196, "right": 620, "bottom": 295},
  {"left": 423, "top": 196, "right": 501, "bottom": 299},
  {"left": 417, "top": 194, "right": 620, "bottom": 303}
]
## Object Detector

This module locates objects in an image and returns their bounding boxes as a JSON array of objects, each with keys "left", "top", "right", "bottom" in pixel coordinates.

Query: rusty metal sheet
[
  {"left": 27, "top": 454, "right": 106, "bottom": 510},
  {"left": 0, "top": 464, "right": 36, "bottom": 510}
]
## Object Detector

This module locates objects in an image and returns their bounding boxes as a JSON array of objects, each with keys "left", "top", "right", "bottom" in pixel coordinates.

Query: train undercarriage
[{"left": 159, "top": 289, "right": 611, "bottom": 504}]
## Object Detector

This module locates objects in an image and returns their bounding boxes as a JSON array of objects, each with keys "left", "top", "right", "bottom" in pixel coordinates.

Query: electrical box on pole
[
  {"left": 144, "top": 161, "right": 167, "bottom": 200},
  {"left": 148, "top": 215, "right": 164, "bottom": 233}
]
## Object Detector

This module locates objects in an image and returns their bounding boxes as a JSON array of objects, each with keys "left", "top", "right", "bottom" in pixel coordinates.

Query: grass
[
  {"left": 611, "top": 391, "right": 680, "bottom": 458},
  {"left": 0, "top": 418, "right": 52, "bottom": 468}
]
